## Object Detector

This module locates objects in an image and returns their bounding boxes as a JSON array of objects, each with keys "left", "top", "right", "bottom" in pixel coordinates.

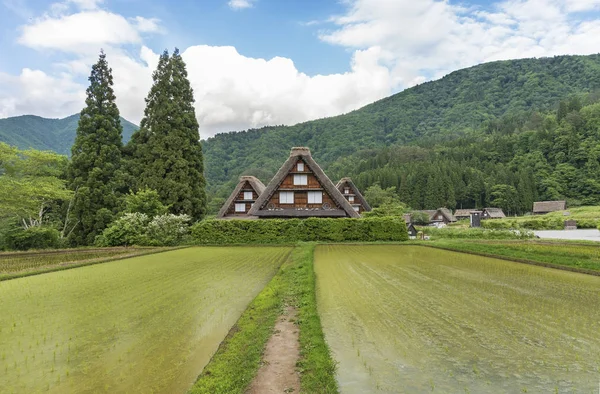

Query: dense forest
[
  {"left": 328, "top": 96, "right": 600, "bottom": 215},
  {"left": 202, "top": 54, "right": 600, "bottom": 212}
]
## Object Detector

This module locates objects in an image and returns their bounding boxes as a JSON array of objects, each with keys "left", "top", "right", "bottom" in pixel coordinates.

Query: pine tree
[
  {"left": 67, "top": 51, "right": 124, "bottom": 245},
  {"left": 127, "top": 49, "right": 207, "bottom": 221}
]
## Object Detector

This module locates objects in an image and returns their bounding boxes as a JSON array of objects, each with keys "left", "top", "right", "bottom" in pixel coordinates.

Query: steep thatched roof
[
  {"left": 335, "top": 177, "right": 372, "bottom": 212},
  {"left": 217, "top": 176, "right": 266, "bottom": 219},
  {"left": 454, "top": 209, "right": 473, "bottom": 218},
  {"left": 482, "top": 207, "right": 506, "bottom": 218},
  {"left": 533, "top": 200, "right": 567, "bottom": 213},
  {"left": 248, "top": 147, "right": 360, "bottom": 218},
  {"left": 436, "top": 208, "right": 457, "bottom": 222}
]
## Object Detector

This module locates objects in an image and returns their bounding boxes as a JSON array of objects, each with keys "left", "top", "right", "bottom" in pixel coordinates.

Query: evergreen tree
[
  {"left": 127, "top": 49, "right": 207, "bottom": 221},
  {"left": 67, "top": 51, "right": 124, "bottom": 245}
]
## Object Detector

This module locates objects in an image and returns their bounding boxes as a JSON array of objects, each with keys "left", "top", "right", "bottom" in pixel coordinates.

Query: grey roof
[
  {"left": 217, "top": 176, "right": 266, "bottom": 219},
  {"left": 436, "top": 208, "right": 457, "bottom": 222},
  {"left": 248, "top": 147, "right": 360, "bottom": 218},
  {"left": 454, "top": 209, "right": 473, "bottom": 218},
  {"left": 482, "top": 207, "right": 506, "bottom": 218},
  {"left": 335, "top": 177, "right": 372, "bottom": 212},
  {"left": 533, "top": 200, "right": 567, "bottom": 213}
]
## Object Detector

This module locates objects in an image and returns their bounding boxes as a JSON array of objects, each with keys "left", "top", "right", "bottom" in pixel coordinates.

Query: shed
[{"left": 482, "top": 207, "right": 506, "bottom": 219}]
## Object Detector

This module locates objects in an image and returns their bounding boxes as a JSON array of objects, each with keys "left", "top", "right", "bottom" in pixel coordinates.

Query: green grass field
[
  {"left": 315, "top": 245, "right": 600, "bottom": 393},
  {"left": 0, "top": 246, "right": 290, "bottom": 393}
]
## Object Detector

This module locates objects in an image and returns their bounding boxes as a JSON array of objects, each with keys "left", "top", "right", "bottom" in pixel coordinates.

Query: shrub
[
  {"left": 422, "top": 227, "right": 534, "bottom": 240},
  {"left": 190, "top": 217, "right": 409, "bottom": 245},
  {"left": 147, "top": 214, "right": 191, "bottom": 246},
  {"left": 124, "top": 188, "right": 168, "bottom": 218},
  {"left": 5, "top": 226, "right": 61, "bottom": 250},
  {"left": 95, "top": 213, "right": 150, "bottom": 247}
]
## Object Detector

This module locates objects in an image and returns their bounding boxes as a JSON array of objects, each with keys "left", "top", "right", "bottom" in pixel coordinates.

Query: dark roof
[
  {"left": 482, "top": 207, "right": 506, "bottom": 218},
  {"left": 248, "top": 147, "right": 360, "bottom": 218},
  {"left": 454, "top": 209, "right": 473, "bottom": 218},
  {"left": 217, "top": 176, "right": 266, "bottom": 219},
  {"left": 533, "top": 201, "right": 567, "bottom": 213},
  {"left": 436, "top": 208, "right": 457, "bottom": 222},
  {"left": 335, "top": 177, "right": 372, "bottom": 212}
]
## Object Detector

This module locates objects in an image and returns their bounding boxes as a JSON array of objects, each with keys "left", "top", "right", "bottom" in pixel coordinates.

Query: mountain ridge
[{"left": 0, "top": 113, "right": 138, "bottom": 155}]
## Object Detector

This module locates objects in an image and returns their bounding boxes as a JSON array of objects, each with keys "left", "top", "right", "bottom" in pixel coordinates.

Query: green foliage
[
  {"left": 67, "top": 51, "right": 125, "bottom": 245},
  {"left": 0, "top": 142, "right": 72, "bottom": 219},
  {"left": 124, "top": 188, "right": 168, "bottom": 218},
  {"left": 363, "top": 184, "right": 399, "bottom": 207},
  {"left": 410, "top": 211, "right": 431, "bottom": 225},
  {"left": 362, "top": 202, "right": 408, "bottom": 217},
  {"left": 5, "top": 226, "right": 61, "bottom": 250},
  {"left": 422, "top": 227, "right": 534, "bottom": 240},
  {"left": 126, "top": 49, "right": 207, "bottom": 221},
  {"left": 147, "top": 214, "right": 191, "bottom": 246},
  {"left": 191, "top": 217, "right": 408, "bottom": 244},
  {"left": 95, "top": 213, "right": 149, "bottom": 247},
  {"left": 97, "top": 213, "right": 191, "bottom": 247}
]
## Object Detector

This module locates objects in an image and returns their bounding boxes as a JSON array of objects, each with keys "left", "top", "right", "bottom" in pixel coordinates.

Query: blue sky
[{"left": 1, "top": 0, "right": 600, "bottom": 137}]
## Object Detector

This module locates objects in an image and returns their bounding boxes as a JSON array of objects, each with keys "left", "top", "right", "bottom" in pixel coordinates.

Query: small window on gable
[
  {"left": 348, "top": 196, "right": 355, "bottom": 202},
  {"left": 307, "top": 191, "right": 322, "bottom": 204},
  {"left": 243, "top": 191, "right": 253, "bottom": 200},
  {"left": 353, "top": 206, "right": 360, "bottom": 212},
  {"left": 294, "top": 174, "right": 308, "bottom": 186},
  {"left": 344, "top": 187, "right": 350, "bottom": 194},
  {"left": 280, "top": 191, "right": 294, "bottom": 204},
  {"left": 297, "top": 162, "right": 304, "bottom": 172},
  {"left": 235, "top": 203, "right": 246, "bottom": 212}
]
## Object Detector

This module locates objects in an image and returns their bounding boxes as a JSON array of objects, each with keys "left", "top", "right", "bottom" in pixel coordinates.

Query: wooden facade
[
  {"left": 248, "top": 147, "right": 360, "bottom": 218},
  {"left": 217, "top": 176, "right": 266, "bottom": 219},
  {"left": 336, "top": 177, "right": 372, "bottom": 214}
]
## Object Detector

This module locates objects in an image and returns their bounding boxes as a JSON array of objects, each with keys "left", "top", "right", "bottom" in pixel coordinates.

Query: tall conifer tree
[
  {"left": 127, "top": 49, "right": 207, "bottom": 220},
  {"left": 67, "top": 51, "right": 124, "bottom": 245}
]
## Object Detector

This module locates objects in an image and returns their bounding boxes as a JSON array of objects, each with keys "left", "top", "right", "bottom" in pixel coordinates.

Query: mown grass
[
  {"left": 190, "top": 244, "right": 338, "bottom": 394},
  {"left": 426, "top": 239, "right": 600, "bottom": 274},
  {"left": 0, "top": 246, "right": 177, "bottom": 281}
]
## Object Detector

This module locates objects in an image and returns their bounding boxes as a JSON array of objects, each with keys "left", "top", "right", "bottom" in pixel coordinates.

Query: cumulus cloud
[
  {"left": 4, "top": 0, "right": 600, "bottom": 138},
  {"left": 320, "top": 0, "right": 600, "bottom": 89},
  {"left": 228, "top": 0, "right": 254, "bottom": 10}
]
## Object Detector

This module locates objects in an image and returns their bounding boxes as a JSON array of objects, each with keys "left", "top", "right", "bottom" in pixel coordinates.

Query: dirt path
[{"left": 246, "top": 306, "right": 300, "bottom": 394}]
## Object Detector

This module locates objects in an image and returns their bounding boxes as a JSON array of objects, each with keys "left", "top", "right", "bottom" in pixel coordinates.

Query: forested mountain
[
  {"left": 0, "top": 114, "right": 138, "bottom": 155},
  {"left": 203, "top": 54, "right": 600, "bottom": 207}
]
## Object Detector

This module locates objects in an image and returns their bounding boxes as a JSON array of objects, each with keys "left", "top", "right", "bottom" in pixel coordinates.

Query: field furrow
[
  {"left": 315, "top": 244, "right": 600, "bottom": 393},
  {"left": 0, "top": 246, "right": 290, "bottom": 394}
]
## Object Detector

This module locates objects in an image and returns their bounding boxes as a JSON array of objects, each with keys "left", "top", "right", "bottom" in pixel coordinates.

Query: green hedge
[
  {"left": 422, "top": 227, "right": 534, "bottom": 240},
  {"left": 190, "top": 217, "right": 408, "bottom": 244},
  {"left": 482, "top": 217, "right": 600, "bottom": 230}
]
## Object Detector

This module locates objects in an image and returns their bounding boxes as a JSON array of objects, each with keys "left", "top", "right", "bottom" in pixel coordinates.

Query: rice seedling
[
  {"left": 0, "top": 246, "right": 289, "bottom": 393},
  {"left": 315, "top": 245, "right": 600, "bottom": 393}
]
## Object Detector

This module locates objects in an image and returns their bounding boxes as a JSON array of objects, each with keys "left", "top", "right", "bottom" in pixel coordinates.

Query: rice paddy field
[
  {"left": 0, "top": 247, "right": 170, "bottom": 280},
  {"left": 315, "top": 244, "right": 600, "bottom": 393},
  {"left": 0, "top": 246, "right": 290, "bottom": 393}
]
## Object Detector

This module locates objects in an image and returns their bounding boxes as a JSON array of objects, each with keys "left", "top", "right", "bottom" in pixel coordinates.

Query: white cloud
[
  {"left": 4, "top": 0, "right": 600, "bottom": 138},
  {"left": 19, "top": 10, "right": 143, "bottom": 52},
  {"left": 182, "top": 45, "right": 391, "bottom": 137},
  {"left": 228, "top": 0, "right": 254, "bottom": 10},
  {"left": 320, "top": 0, "right": 600, "bottom": 90}
]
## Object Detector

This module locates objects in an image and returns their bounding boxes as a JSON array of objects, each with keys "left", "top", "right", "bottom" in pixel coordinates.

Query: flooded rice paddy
[
  {"left": 315, "top": 245, "right": 600, "bottom": 393},
  {"left": 0, "top": 246, "right": 290, "bottom": 393}
]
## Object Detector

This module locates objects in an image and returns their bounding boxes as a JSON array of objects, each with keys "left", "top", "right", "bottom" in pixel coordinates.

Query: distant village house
[
  {"left": 217, "top": 176, "right": 266, "bottom": 219},
  {"left": 336, "top": 177, "right": 372, "bottom": 214},
  {"left": 533, "top": 201, "right": 567, "bottom": 214}
]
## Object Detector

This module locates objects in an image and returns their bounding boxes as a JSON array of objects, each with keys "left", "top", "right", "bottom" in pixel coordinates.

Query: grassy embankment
[
  {"left": 0, "top": 246, "right": 179, "bottom": 281},
  {"left": 425, "top": 239, "right": 600, "bottom": 275},
  {"left": 190, "top": 243, "right": 338, "bottom": 394}
]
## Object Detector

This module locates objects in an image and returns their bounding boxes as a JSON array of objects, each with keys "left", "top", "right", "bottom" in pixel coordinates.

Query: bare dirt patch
[{"left": 246, "top": 306, "right": 300, "bottom": 394}]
